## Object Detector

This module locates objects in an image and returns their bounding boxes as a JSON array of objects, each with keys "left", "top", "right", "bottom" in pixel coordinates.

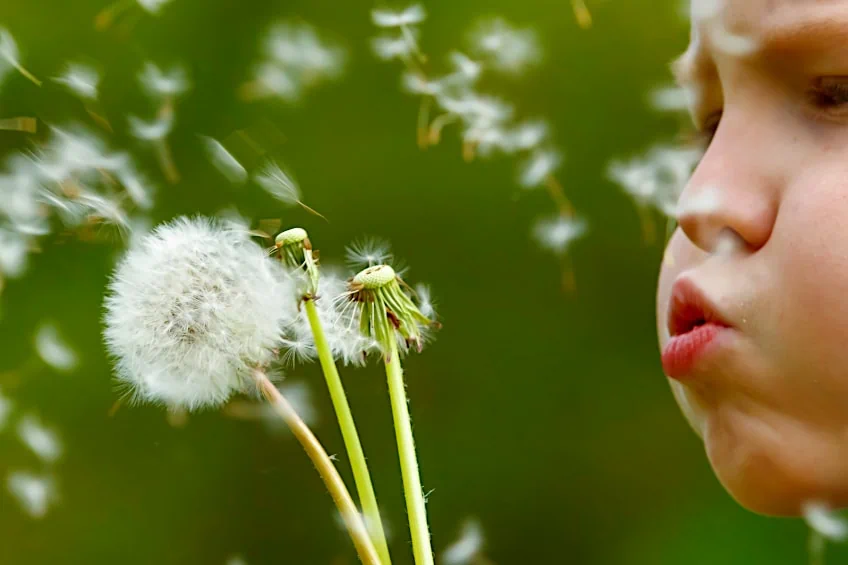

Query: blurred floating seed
[
  {"left": 441, "top": 519, "right": 484, "bottom": 565},
  {"left": 17, "top": 414, "right": 62, "bottom": 464},
  {"left": 0, "top": 28, "right": 41, "bottom": 86},
  {"left": 35, "top": 322, "right": 79, "bottom": 373},
  {"left": 7, "top": 471, "right": 57, "bottom": 518},
  {"left": 53, "top": 63, "right": 100, "bottom": 100},
  {"left": 200, "top": 136, "right": 247, "bottom": 184}
]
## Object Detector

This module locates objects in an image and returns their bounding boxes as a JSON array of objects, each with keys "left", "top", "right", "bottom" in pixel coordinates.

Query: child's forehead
[{"left": 677, "top": 0, "right": 848, "bottom": 86}]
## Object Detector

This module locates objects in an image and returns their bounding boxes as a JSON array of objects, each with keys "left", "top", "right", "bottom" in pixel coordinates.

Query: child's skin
[{"left": 656, "top": 0, "right": 848, "bottom": 516}]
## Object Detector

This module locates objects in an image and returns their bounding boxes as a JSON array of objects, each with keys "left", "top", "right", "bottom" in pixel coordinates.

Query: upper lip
[{"left": 667, "top": 277, "right": 730, "bottom": 337}]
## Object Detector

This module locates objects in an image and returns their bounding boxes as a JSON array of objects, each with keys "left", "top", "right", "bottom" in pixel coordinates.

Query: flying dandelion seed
[
  {"left": 17, "top": 415, "right": 62, "bottom": 464},
  {"left": 518, "top": 148, "right": 562, "bottom": 188},
  {"left": 0, "top": 387, "right": 12, "bottom": 432},
  {"left": 468, "top": 17, "right": 541, "bottom": 75},
  {"left": 804, "top": 501, "right": 848, "bottom": 542},
  {"left": 345, "top": 238, "right": 394, "bottom": 271},
  {"left": 532, "top": 215, "right": 587, "bottom": 256},
  {"left": 53, "top": 63, "right": 99, "bottom": 100},
  {"left": 7, "top": 472, "right": 57, "bottom": 518},
  {"left": 137, "top": 0, "right": 172, "bottom": 15},
  {"left": 200, "top": 136, "right": 247, "bottom": 184},
  {"left": 0, "top": 229, "right": 31, "bottom": 279},
  {"left": 372, "top": 4, "right": 427, "bottom": 28},
  {"left": 648, "top": 84, "right": 692, "bottom": 112},
  {"left": 128, "top": 114, "right": 173, "bottom": 141},
  {"left": 34, "top": 323, "right": 78, "bottom": 373},
  {"left": 441, "top": 520, "right": 484, "bottom": 565},
  {"left": 0, "top": 28, "right": 41, "bottom": 86},
  {"left": 139, "top": 62, "right": 189, "bottom": 99},
  {"left": 371, "top": 32, "right": 421, "bottom": 62}
]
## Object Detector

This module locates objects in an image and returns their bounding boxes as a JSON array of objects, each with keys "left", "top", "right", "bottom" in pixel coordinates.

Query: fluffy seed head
[{"left": 104, "top": 216, "right": 294, "bottom": 411}]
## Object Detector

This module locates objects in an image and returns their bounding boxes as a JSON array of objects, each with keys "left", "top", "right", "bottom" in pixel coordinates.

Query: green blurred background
[{"left": 0, "top": 0, "right": 837, "bottom": 563}]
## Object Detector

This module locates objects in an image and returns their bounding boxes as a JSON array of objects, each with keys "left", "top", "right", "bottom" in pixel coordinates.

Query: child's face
[{"left": 657, "top": 0, "right": 848, "bottom": 516}]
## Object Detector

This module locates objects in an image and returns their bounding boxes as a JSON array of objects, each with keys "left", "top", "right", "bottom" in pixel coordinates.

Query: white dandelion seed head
[
  {"left": 200, "top": 136, "right": 247, "bottom": 184},
  {"left": 35, "top": 322, "right": 78, "bottom": 373},
  {"left": 254, "top": 161, "right": 301, "bottom": 205},
  {"left": 53, "top": 63, "right": 100, "bottom": 100},
  {"left": 533, "top": 215, "right": 587, "bottom": 256},
  {"left": 442, "top": 519, "right": 485, "bottom": 565},
  {"left": 803, "top": 501, "right": 848, "bottom": 542},
  {"left": 104, "top": 216, "right": 295, "bottom": 411},
  {"left": 7, "top": 472, "right": 57, "bottom": 519},
  {"left": 372, "top": 4, "right": 426, "bottom": 28},
  {"left": 137, "top": 0, "right": 173, "bottom": 15},
  {"left": 469, "top": 17, "right": 541, "bottom": 75},
  {"left": 139, "top": 62, "right": 189, "bottom": 98},
  {"left": 17, "top": 415, "right": 63, "bottom": 464},
  {"left": 128, "top": 114, "right": 173, "bottom": 141},
  {"left": 518, "top": 148, "right": 562, "bottom": 188}
]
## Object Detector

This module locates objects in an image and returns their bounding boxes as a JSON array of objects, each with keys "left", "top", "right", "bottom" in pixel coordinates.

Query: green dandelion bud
[
  {"left": 349, "top": 265, "right": 437, "bottom": 356},
  {"left": 275, "top": 227, "right": 320, "bottom": 298}
]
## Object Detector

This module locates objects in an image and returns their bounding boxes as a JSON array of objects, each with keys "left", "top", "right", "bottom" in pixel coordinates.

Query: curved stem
[
  {"left": 384, "top": 340, "right": 433, "bottom": 565},
  {"left": 304, "top": 300, "right": 392, "bottom": 565},
  {"left": 254, "top": 371, "right": 381, "bottom": 565}
]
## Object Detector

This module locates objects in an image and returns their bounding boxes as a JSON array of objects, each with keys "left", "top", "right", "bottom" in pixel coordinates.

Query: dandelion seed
[
  {"left": 518, "top": 148, "right": 562, "bottom": 188},
  {"left": 469, "top": 17, "right": 541, "bottom": 75},
  {"left": 505, "top": 120, "right": 548, "bottom": 152},
  {"left": 128, "top": 114, "right": 173, "bottom": 141},
  {"left": 648, "top": 85, "right": 691, "bottom": 112},
  {"left": 0, "top": 28, "right": 41, "bottom": 86},
  {"left": 137, "top": 0, "right": 172, "bottom": 15},
  {"left": 0, "top": 387, "right": 12, "bottom": 432},
  {"left": 115, "top": 165, "right": 155, "bottom": 211},
  {"left": 35, "top": 322, "right": 78, "bottom": 373},
  {"left": 448, "top": 51, "right": 482, "bottom": 83},
  {"left": 442, "top": 519, "right": 484, "bottom": 565},
  {"left": 0, "top": 228, "right": 31, "bottom": 278},
  {"left": 804, "top": 501, "right": 848, "bottom": 542},
  {"left": 139, "top": 62, "right": 189, "bottom": 98},
  {"left": 345, "top": 238, "right": 393, "bottom": 271},
  {"left": 254, "top": 161, "right": 301, "bottom": 205},
  {"left": 7, "top": 472, "right": 56, "bottom": 518},
  {"left": 402, "top": 72, "right": 442, "bottom": 96},
  {"left": 532, "top": 215, "right": 587, "bottom": 256},
  {"left": 17, "top": 415, "right": 62, "bottom": 463},
  {"left": 104, "top": 217, "right": 295, "bottom": 411},
  {"left": 201, "top": 136, "right": 247, "bottom": 184},
  {"left": 414, "top": 284, "right": 435, "bottom": 319},
  {"left": 53, "top": 63, "right": 99, "bottom": 100},
  {"left": 371, "top": 31, "right": 420, "bottom": 62},
  {"left": 372, "top": 4, "right": 426, "bottom": 28}
]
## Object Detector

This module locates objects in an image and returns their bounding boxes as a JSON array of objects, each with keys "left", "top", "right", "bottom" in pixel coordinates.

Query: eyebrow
[{"left": 671, "top": 6, "right": 848, "bottom": 89}]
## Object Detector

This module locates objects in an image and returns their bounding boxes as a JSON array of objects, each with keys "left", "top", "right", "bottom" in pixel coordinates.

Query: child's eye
[{"left": 808, "top": 77, "right": 848, "bottom": 113}]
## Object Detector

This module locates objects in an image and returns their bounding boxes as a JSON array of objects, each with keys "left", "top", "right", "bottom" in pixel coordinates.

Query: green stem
[
  {"left": 384, "top": 338, "right": 434, "bottom": 565},
  {"left": 305, "top": 300, "right": 392, "bottom": 565},
  {"left": 254, "top": 371, "right": 380, "bottom": 565},
  {"left": 809, "top": 529, "right": 826, "bottom": 565}
]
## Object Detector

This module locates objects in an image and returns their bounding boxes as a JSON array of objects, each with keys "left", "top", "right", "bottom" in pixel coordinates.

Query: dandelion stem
[
  {"left": 304, "top": 300, "right": 392, "bottom": 565},
  {"left": 809, "top": 528, "right": 826, "bottom": 565},
  {"left": 155, "top": 140, "right": 180, "bottom": 184},
  {"left": 255, "top": 370, "right": 381, "bottom": 565},
  {"left": 384, "top": 338, "right": 433, "bottom": 565}
]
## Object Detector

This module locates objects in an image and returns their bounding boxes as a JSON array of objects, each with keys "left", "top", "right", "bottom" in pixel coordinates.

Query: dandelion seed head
[
  {"left": 17, "top": 415, "right": 62, "bottom": 463},
  {"left": 803, "top": 501, "right": 848, "bottom": 542},
  {"left": 104, "top": 216, "right": 294, "bottom": 411},
  {"left": 53, "top": 63, "right": 99, "bottom": 100},
  {"left": 442, "top": 519, "right": 484, "bottom": 565},
  {"left": 532, "top": 215, "right": 587, "bottom": 256},
  {"left": 372, "top": 4, "right": 426, "bottom": 28},
  {"left": 35, "top": 322, "right": 78, "bottom": 373},
  {"left": 7, "top": 472, "right": 56, "bottom": 519}
]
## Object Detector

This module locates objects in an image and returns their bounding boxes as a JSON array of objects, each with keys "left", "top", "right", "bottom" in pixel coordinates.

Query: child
[{"left": 656, "top": 0, "right": 848, "bottom": 517}]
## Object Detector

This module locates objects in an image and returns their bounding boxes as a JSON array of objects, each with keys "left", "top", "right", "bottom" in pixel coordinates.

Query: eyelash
[{"left": 694, "top": 77, "right": 848, "bottom": 147}]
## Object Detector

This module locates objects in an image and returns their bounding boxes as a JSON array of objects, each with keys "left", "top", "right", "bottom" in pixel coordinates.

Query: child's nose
[{"left": 676, "top": 120, "right": 780, "bottom": 253}]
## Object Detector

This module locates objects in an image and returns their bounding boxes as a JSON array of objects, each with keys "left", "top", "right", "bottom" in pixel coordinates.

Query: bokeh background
[{"left": 0, "top": 0, "right": 840, "bottom": 563}]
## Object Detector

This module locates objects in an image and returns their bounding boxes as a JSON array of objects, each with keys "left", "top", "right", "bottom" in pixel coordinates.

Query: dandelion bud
[
  {"left": 275, "top": 227, "right": 320, "bottom": 297},
  {"left": 104, "top": 217, "right": 294, "bottom": 411},
  {"left": 348, "top": 265, "right": 437, "bottom": 356}
]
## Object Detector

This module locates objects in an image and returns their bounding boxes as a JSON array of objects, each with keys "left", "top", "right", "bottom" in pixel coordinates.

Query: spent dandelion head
[
  {"left": 103, "top": 216, "right": 294, "bottom": 411},
  {"left": 346, "top": 264, "right": 438, "bottom": 358},
  {"left": 275, "top": 227, "right": 320, "bottom": 298}
]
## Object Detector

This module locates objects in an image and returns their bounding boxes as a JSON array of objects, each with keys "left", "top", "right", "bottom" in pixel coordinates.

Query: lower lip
[{"left": 661, "top": 322, "right": 728, "bottom": 379}]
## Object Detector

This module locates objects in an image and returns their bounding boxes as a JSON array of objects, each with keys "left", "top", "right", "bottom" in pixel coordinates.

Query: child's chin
[{"left": 705, "top": 412, "right": 848, "bottom": 516}]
